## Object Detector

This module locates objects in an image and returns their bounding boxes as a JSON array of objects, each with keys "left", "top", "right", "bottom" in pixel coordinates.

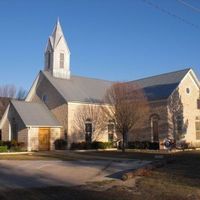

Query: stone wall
[
  {"left": 1, "top": 104, "right": 28, "bottom": 148},
  {"left": 28, "top": 127, "right": 39, "bottom": 151},
  {"left": 1, "top": 118, "right": 10, "bottom": 141},
  {"left": 50, "top": 127, "right": 61, "bottom": 150},
  {"left": 169, "top": 72, "right": 200, "bottom": 146},
  {"left": 67, "top": 102, "right": 116, "bottom": 144},
  {"left": 128, "top": 100, "right": 168, "bottom": 142}
]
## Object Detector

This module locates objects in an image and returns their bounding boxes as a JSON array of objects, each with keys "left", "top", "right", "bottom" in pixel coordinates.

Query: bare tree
[
  {"left": 0, "top": 85, "right": 16, "bottom": 98},
  {"left": 0, "top": 97, "right": 10, "bottom": 119},
  {"left": 16, "top": 87, "right": 27, "bottom": 100},
  {"left": 168, "top": 89, "right": 188, "bottom": 143},
  {"left": 0, "top": 85, "right": 27, "bottom": 100},
  {"left": 103, "top": 82, "right": 149, "bottom": 152},
  {"left": 72, "top": 104, "right": 108, "bottom": 142}
]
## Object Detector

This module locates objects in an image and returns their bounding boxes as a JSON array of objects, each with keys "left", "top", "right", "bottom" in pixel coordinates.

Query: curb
[{"left": 121, "top": 157, "right": 175, "bottom": 181}]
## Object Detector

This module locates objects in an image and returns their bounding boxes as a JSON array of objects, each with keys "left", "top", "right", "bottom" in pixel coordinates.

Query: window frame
[{"left": 85, "top": 119, "right": 92, "bottom": 143}]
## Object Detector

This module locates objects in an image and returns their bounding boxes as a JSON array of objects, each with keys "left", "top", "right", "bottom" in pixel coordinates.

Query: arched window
[
  {"left": 11, "top": 118, "right": 18, "bottom": 141},
  {"left": 176, "top": 115, "right": 183, "bottom": 134},
  {"left": 85, "top": 118, "right": 92, "bottom": 143},
  {"left": 108, "top": 120, "right": 115, "bottom": 142},
  {"left": 150, "top": 114, "right": 160, "bottom": 142}
]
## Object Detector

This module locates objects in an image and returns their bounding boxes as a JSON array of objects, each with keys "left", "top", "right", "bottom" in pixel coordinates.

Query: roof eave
[
  {"left": 26, "top": 125, "right": 62, "bottom": 128},
  {"left": 25, "top": 71, "right": 41, "bottom": 102}
]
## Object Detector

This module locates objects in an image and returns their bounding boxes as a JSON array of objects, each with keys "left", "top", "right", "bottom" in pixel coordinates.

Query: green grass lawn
[{"left": 0, "top": 150, "right": 199, "bottom": 200}]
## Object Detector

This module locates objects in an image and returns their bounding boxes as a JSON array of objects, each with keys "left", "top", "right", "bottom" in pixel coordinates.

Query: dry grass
[
  {"left": 132, "top": 150, "right": 200, "bottom": 200},
  {"left": 0, "top": 154, "right": 52, "bottom": 160},
  {"left": 0, "top": 152, "right": 85, "bottom": 161}
]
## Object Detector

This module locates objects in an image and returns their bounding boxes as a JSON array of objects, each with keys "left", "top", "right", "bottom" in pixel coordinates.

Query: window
[
  {"left": 11, "top": 118, "right": 18, "bottom": 141},
  {"left": 60, "top": 53, "right": 64, "bottom": 68},
  {"left": 197, "top": 99, "right": 200, "bottom": 109},
  {"left": 47, "top": 51, "right": 51, "bottom": 69},
  {"left": 150, "top": 114, "right": 159, "bottom": 142},
  {"left": 0, "top": 130, "right": 2, "bottom": 141},
  {"left": 186, "top": 88, "right": 190, "bottom": 94},
  {"left": 176, "top": 116, "right": 183, "bottom": 134},
  {"left": 42, "top": 94, "right": 48, "bottom": 103},
  {"left": 64, "top": 130, "right": 67, "bottom": 140},
  {"left": 108, "top": 134, "right": 114, "bottom": 142},
  {"left": 108, "top": 120, "right": 114, "bottom": 142},
  {"left": 85, "top": 119, "right": 92, "bottom": 143},
  {"left": 196, "top": 117, "right": 200, "bottom": 140}
]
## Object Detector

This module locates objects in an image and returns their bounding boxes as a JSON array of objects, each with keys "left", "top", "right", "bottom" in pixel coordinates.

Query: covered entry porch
[{"left": 0, "top": 100, "right": 63, "bottom": 151}]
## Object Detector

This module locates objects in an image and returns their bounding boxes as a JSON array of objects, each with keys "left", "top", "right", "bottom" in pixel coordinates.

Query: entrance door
[{"left": 39, "top": 128, "right": 50, "bottom": 151}]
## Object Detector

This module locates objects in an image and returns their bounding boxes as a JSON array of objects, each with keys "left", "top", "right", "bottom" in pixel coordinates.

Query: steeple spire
[{"left": 44, "top": 19, "right": 71, "bottom": 79}]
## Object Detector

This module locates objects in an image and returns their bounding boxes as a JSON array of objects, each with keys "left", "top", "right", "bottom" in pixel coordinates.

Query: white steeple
[{"left": 44, "top": 19, "right": 71, "bottom": 79}]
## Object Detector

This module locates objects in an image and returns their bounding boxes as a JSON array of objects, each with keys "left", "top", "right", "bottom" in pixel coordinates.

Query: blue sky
[{"left": 0, "top": 0, "right": 200, "bottom": 90}]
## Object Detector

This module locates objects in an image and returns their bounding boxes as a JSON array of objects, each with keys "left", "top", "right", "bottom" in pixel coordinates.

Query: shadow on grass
[
  {"left": 0, "top": 161, "right": 135, "bottom": 200},
  {"left": 0, "top": 185, "right": 136, "bottom": 200},
  {"left": 0, "top": 150, "right": 199, "bottom": 200},
  {"left": 158, "top": 151, "right": 200, "bottom": 188}
]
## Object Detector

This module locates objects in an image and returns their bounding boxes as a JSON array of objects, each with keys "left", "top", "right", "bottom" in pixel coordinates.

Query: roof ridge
[
  {"left": 42, "top": 70, "right": 114, "bottom": 83},
  {"left": 71, "top": 74, "right": 114, "bottom": 83},
  {"left": 43, "top": 68, "right": 191, "bottom": 84},
  {"left": 129, "top": 68, "right": 191, "bottom": 83}
]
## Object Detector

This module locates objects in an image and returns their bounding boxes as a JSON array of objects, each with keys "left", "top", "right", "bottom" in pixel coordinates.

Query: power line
[
  {"left": 177, "top": 0, "right": 200, "bottom": 13},
  {"left": 141, "top": 0, "right": 200, "bottom": 30}
]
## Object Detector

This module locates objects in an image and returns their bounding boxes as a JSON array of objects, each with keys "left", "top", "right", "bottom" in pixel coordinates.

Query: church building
[{"left": 0, "top": 20, "right": 200, "bottom": 151}]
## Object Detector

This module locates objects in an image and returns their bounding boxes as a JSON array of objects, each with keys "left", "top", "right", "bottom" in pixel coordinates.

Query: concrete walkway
[{"left": 0, "top": 159, "right": 150, "bottom": 189}]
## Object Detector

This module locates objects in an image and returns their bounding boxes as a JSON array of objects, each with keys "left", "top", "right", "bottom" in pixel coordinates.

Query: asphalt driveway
[{"left": 0, "top": 159, "right": 149, "bottom": 189}]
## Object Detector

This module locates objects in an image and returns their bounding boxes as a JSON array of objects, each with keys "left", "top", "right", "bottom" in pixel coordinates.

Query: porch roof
[{"left": 11, "top": 100, "right": 61, "bottom": 127}]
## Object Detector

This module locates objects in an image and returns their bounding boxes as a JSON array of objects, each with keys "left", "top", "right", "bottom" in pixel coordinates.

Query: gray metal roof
[
  {"left": 42, "top": 71, "right": 113, "bottom": 103},
  {"left": 11, "top": 100, "right": 61, "bottom": 127},
  {"left": 130, "top": 68, "right": 190, "bottom": 87},
  {"left": 129, "top": 68, "right": 190, "bottom": 101},
  {"left": 42, "top": 68, "right": 190, "bottom": 102}
]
